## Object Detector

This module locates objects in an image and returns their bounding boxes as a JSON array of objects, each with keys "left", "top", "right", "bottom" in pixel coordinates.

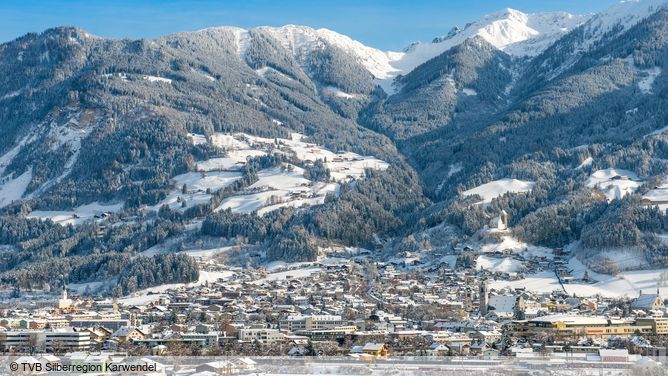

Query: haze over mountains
[{"left": 1, "top": 0, "right": 668, "bottom": 295}]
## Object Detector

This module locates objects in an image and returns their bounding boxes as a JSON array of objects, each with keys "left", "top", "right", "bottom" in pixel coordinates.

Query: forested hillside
[{"left": 1, "top": 2, "right": 668, "bottom": 293}]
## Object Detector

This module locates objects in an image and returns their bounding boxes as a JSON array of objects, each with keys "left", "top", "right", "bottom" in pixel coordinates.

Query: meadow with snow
[
  {"left": 461, "top": 178, "right": 535, "bottom": 204},
  {"left": 154, "top": 132, "right": 388, "bottom": 216}
]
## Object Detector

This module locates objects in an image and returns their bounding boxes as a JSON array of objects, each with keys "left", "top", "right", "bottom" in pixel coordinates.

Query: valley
[{"left": 0, "top": 0, "right": 667, "bottom": 366}]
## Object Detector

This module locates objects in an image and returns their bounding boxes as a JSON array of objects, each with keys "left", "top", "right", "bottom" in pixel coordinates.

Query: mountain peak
[
  {"left": 488, "top": 7, "right": 526, "bottom": 19},
  {"left": 382, "top": 9, "right": 588, "bottom": 80}
]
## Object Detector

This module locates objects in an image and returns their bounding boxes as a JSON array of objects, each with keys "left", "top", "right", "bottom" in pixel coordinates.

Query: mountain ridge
[{"left": 1, "top": 0, "right": 668, "bottom": 293}]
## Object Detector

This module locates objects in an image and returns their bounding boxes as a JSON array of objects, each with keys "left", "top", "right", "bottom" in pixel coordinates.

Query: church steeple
[{"left": 480, "top": 280, "right": 489, "bottom": 316}]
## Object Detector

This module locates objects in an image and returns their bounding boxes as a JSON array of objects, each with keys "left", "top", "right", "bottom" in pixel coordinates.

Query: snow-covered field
[
  {"left": 582, "top": 248, "right": 649, "bottom": 270},
  {"left": 182, "top": 246, "right": 238, "bottom": 260},
  {"left": 153, "top": 132, "right": 387, "bottom": 215},
  {"left": 28, "top": 202, "right": 123, "bottom": 226},
  {"left": 642, "top": 175, "right": 668, "bottom": 210},
  {"left": 142, "top": 75, "right": 172, "bottom": 84},
  {"left": 321, "top": 86, "right": 359, "bottom": 99},
  {"left": 477, "top": 234, "right": 554, "bottom": 259},
  {"left": 586, "top": 168, "right": 643, "bottom": 201},
  {"left": 575, "top": 156, "right": 593, "bottom": 170},
  {"left": 476, "top": 255, "right": 524, "bottom": 274},
  {"left": 491, "top": 255, "right": 668, "bottom": 298},
  {"left": 252, "top": 267, "right": 322, "bottom": 285},
  {"left": 462, "top": 178, "right": 535, "bottom": 204},
  {"left": 150, "top": 170, "right": 242, "bottom": 211}
]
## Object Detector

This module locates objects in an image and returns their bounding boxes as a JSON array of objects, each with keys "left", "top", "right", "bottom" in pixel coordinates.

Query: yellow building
[
  {"left": 635, "top": 317, "right": 668, "bottom": 335},
  {"left": 361, "top": 343, "right": 388, "bottom": 357},
  {"left": 511, "top": 314, "right": 652, "bottom": 340}
]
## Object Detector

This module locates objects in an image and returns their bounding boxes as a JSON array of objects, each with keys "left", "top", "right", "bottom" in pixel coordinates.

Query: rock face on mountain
[{"left": 1, "top": 1, "right": 668, "bottom": 292}]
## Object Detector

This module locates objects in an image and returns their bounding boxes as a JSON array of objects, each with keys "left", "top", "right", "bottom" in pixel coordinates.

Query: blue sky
[{"left": 1, "top": 0, "right": 618, "bottom": 50}]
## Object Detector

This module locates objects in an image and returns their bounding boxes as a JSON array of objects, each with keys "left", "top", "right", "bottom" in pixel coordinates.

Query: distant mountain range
[{"left": 1, "top": 0, "right": 668, "bottom": 292}]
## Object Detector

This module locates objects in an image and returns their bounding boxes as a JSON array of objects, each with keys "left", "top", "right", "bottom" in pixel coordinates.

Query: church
[{"left": 630, "top": 289, "right": 665, "bottom": 311}]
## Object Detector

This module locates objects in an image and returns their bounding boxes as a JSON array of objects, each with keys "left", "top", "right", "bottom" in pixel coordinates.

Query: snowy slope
[
  {"left": 462, "top": 178, "right": 535, "bottom": 204},
  {"left": 586, "top": 168, "right": 644, "bottom": 201},
  {"left": 152, "top": 132, "right": 387, "bottom": 215},
  {"left": 184, "top": 2, "right": 663, "bottom": 93},
  {"left": 395, "top": 9, "right": 587, "bottom": 70},
  {"left": 196, "top": 26, "right": 250, "bottom": 58},
  {"left": 545, "top": 0, "right": 668, "bottom": 79},
  {"left": 259, "top": 25, "right": 399, "bottom": 80},
  {"left": 195, "top": 8, "right": 588, "bottom": 95},
  {"left": 583, "top": 0, "right": 667, "bottom": 42}
]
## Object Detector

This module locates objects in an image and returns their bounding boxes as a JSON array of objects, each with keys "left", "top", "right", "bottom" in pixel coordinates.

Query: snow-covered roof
[
  {"left": 631, "top": 293, "right": 663, "bottom": 309},
  {"left": 528, "top": 314, "right": 610, "bottom": 326}
]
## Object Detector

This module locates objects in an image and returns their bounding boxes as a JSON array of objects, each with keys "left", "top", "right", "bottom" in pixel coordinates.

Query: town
[{"left": 0, "top": 239, "right": 666, "bottom": 375}]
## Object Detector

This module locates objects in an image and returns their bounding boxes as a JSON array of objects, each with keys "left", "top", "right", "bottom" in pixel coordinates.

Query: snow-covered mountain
[
  {"left": 207, "top": 9, "right": 590, "bottom": 92},
  {"left": 538, "top": 0, "right": 668, "bottom": 80},
  {"left": 394, "top": 8, "right": 588, "bottom": 68},
  {"left": 374, "top": 8, "right": 589, "bottom": 93},
  {"left": 4, "top": 0, "right": 668, "bottom": 290},
  {"left": 259, "top": 25, "right": 401, "bottom": 80},
  {"left": 211, "top": 9, "right": 588, "bottom": 94},
  {"left": 195, "top": 2, "right": 668, "bottom": 95},
  {"left": 584, "top": 0, "right": 668, "bottom": 43}
]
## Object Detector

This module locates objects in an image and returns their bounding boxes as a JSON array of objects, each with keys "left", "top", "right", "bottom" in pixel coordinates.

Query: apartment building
[
  {"left": 44, "top": 330, "right": 91, "bottom": 352},
  {"left": 279, "top": 315, "right": 345, "bottom": 332},
  {"left": 635, "top": 317, "right": 668, "bottom": 335},
  {"left": 237, "top": 328, "right": 285, "bottom": 345}
]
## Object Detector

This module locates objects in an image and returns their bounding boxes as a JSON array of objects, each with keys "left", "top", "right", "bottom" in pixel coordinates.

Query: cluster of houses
[{"left": 0, "top": 251, "right": 665, "bottom": 369}]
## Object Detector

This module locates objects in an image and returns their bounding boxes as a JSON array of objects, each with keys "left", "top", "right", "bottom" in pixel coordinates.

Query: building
[
  {"left": 511, "top": 315, "right": 653, "bottom": 340},
  {"left": 70, "top": 319, "right": 131, "bottom": 331},
  {"left": 180, "top": 332, "right": 219, "bottom": 347},
  {"left": 56, "top": 286, "right": 73, "bottom": 310},
  {"left": 599, "top": 349, "right": 631, "bottom": 362},
  {"left": 635, "top": 317, "right": 668, "bottom": 335},
  {"left": 237, "top": 328, "right": 285, "bottom": 345},
  {"left": 296, "top": 326, "right": 358, "bottom": 341},
  {"left": 470, "top": 330, "right": 502, "bottom": 344},
  {"left": 631, "top": 289, "right": 665, "bottom": 311},
  {"left": 0, "top": 331, "right": 40, "bottom": 352},
  {"left": 361, "top": 343, "right": 388, "bottom": 357},
  {"left": 0, "top": 329, "right": 90, "bottom": 352},
  {"left": 479, "top": 281, "right": 489, "bottom": 316},
  {"left": 112, "top": 327, "right": 146, "bottom": 342},
  {"left": 279, "top": 315, "right": 345, "bottom": 332},
  {"left": 44, "top": 330, "right": 91, "bottom": 352}
]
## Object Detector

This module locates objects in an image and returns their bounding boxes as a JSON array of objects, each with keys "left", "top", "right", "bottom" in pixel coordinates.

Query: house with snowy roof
[{"left": 631, "top": 289, "right": 664, "bottom": 311}]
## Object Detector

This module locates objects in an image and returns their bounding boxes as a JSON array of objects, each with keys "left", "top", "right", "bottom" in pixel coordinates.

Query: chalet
[
  {"left": 428, "top": 342, "right": 449, "bottom": 356},
  {"left": 361, "top": 342, "right": 388, "bottom": 357},
  {"left": 470, "top": 342, "right": 491, "bottom": 355},
  {"left": 85, "top": 326, "right": 113, "bottom": 344},
  {"left": 111, "top": 327, "right": 146, "bottom": 342}
]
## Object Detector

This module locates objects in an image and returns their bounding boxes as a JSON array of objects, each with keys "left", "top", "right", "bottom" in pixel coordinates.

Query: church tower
[
  {"left": 57, "top": 283, "right": 72, "bottom": 309},
  {"left": 480, "top": 280, "right": 489, "bottom": 316}
]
